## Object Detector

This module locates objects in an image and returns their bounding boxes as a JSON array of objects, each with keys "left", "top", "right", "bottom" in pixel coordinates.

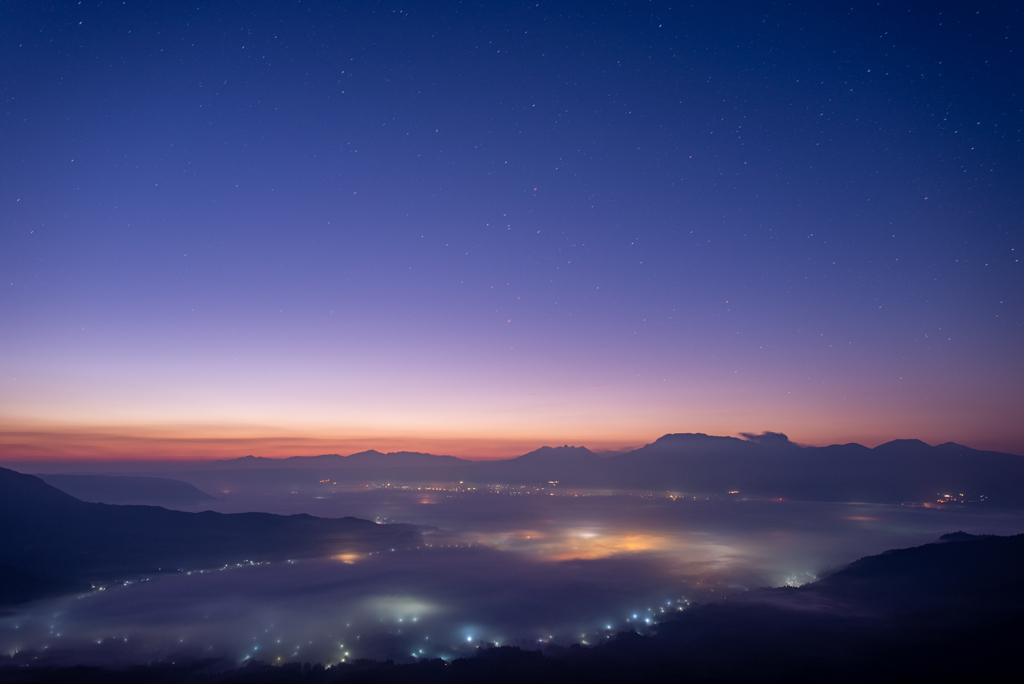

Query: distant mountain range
[
  {"left": 210, "top": 433, "right": 1024, "bottom": 506},
  {"left": 217, "top": 450, "right": 466, "bottom": 469},
  {"left": 0, "top": 467, "right": 423, "bottom": 605}
]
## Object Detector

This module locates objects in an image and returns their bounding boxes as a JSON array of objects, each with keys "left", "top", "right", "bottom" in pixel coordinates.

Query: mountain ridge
[
  {"left": 38, "top": 474, "right": 216, "bottom": 507},
  {"left": 0, "top": 467, "right": 423, "bottom": 605},
  {"left": 190, "top": 432, "right": 1024, "bottom": 506},
  {"left": 212, "top": 450, "right": 468, "bottom": 468}
]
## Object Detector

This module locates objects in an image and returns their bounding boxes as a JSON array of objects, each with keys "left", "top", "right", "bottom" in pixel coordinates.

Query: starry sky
[{"left": 1, "top": 0, "right": 1021, "bottom": 460}]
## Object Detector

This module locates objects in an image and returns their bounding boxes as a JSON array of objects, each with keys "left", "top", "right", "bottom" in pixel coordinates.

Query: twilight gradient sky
[{"left": 1, "top": 0, "right": 1022, "bottom": 459}]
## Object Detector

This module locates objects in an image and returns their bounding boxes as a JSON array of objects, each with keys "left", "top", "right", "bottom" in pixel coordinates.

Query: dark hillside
[
  {"left": 39, "top": 474, "right": 216, "bottom": 507},
  {"left": 0, "top": 467, "right": 422, "bottom": 603}
]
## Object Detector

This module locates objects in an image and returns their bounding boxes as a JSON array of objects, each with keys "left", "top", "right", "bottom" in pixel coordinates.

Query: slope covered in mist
[{"left": 0, "top": 467, "right": 422, "bottom": 604}]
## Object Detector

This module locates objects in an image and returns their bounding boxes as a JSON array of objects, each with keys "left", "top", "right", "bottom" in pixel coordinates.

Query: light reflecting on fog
[
  {"left": 0, "top": 546, "right": 692, "bottom": 667},
  {"left": 460, "top": 526, "right": 738, "bottom": 565},
  {"left": 2, "top": 483, "right": 1024, "bottom": 667}
]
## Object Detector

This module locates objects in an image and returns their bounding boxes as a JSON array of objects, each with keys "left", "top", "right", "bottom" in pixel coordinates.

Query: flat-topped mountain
[
  {"left": 191, "top": 433, "right": 1024, "bottom": 506},
  {"left": 585, "top": 430, "right": 1024, "bottom": 505},
  {"left": 599, "top": 433, "right": 1024, "bottom": 504},
  {"left": 463, "top": 433, "right": 1024, "bottom": 504}
]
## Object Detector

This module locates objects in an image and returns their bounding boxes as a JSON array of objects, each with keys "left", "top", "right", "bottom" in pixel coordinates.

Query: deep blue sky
[{"left": 1, "top": 1, "right": 1022, "bottom": 458}]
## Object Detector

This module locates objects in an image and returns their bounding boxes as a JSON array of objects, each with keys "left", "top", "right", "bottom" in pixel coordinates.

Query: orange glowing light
[{"left": 333, "top": 553, "right": 361, "bottom": 564}]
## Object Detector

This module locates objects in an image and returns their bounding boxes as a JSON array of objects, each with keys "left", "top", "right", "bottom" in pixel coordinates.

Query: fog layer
[{"left": 3, "top": 484, "right": 1023, "bottom": 667}]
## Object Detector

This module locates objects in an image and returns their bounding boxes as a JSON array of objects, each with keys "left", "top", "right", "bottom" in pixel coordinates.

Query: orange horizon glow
[
  {"left": 3, "top": 1, "right": 1022, "bottom": 485},
  {"left": 1, "top": 419, "right": 1021, "bottom": 464},
  {"left": 3, "top": 314, "right": 1022, "bottom": 464}
]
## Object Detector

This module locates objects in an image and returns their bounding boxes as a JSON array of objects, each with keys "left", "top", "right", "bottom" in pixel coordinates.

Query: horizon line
[{"left": 1, "top": 430, "right": 1019, "bottom": 465}]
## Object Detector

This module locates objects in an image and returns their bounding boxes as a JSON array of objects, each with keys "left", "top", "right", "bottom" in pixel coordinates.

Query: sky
[{"left": 1, "top": 0, "right": 1022, "bottom": 460}]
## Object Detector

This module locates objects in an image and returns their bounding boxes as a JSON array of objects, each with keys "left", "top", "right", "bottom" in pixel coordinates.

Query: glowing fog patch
[
  {"left": 545, "top": 532, "right": 673, "bottom": 561},
  {"left": 361, "top": 596, "right": 439, "bottom": 622},
  {"left": 468, "top": 527, "right": 690, "bottom": 561},
  {"left": 333, "top": 553, "right": 362, "bottom": 564}
]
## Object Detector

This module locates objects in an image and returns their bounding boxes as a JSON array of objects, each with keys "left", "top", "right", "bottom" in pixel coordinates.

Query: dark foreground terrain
[
  {"left": 0, "top": 467, "right": 422, "bottom": 605},
  {"left": 37, "top": 474, "right": 217, "bottom": 508},
  {"left": 3, "top": 532, "right": 1022, "bottom": 683}
]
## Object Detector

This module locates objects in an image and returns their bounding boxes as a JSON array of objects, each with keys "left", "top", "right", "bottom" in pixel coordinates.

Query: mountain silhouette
[
  {"left": 38, "top": 474, "right": 216, "bottom": 508},
  {"left": 176, "top": 433, "right": 1024, "bottom": 505},
  {"left": 444, "top": 434, "right": 1020, "bottom": 505},
  {"left": 0, "top": 467, "right": 422, "bottom": 604},
  {"left": 467, "top": 446, "right": 604, "bottom": 483},
  {"left": 472, "top": 433, "right": 1024, "bottom": 505},
  {"left": 512, "top": 446, "right": 602, "bottom": 464},
  {"left": 214, "top": 450, "right": 468, "bottom": 468}
]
